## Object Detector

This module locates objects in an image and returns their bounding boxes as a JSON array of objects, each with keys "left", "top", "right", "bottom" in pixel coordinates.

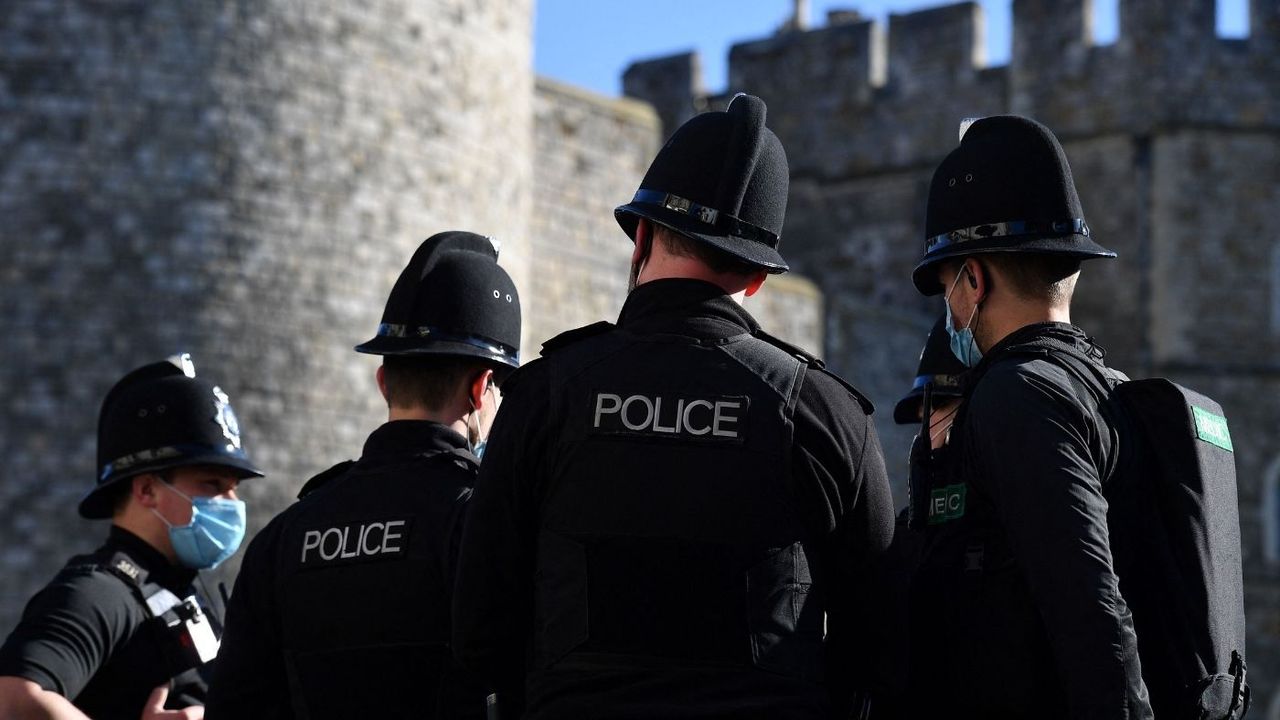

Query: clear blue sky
[{"left": 535, "top": 0, "right": 1250, "bottom": 97}]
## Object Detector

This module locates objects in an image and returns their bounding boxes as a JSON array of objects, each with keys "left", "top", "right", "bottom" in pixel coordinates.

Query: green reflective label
[
  {"left": 1192, "top": 405, "right": 1233, "bottom": 453},
  {"left": 928, "top": 483, "right": 967, "bottom": 524}
]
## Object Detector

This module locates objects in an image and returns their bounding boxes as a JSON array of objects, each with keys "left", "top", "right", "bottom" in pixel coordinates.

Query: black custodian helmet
[
  {"left": 912, "top": 115, "right": 1116, "bottom": 295},
  {"left": 81, "top": 354, "right": 263, "bottom": 519},
  {"left": 893, "top": 317, "right": 968, "bottom": 425},
  {"left": 614, "top": 93, "right": 791, "bottom": 273},
  {"left": 355, "top": 231, "right": 521, "bottom": 373}
]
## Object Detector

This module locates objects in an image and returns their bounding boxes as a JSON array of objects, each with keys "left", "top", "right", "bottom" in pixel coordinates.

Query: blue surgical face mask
[
  {"left": 944, "top": 267, "right": 983, "bottom": 368},
  {"left": 153, "top": 481, "right": 246, "bottom": 570}
]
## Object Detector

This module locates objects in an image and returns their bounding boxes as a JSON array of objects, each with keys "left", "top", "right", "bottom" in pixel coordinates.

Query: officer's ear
[
  {"left": 743, "top": 270, "right": 768, "bottom": 298},
  {"left": 468, "top": 369, "right": 495, "bottom": 410},
  {"left": 632, "top": 219, "right": 653, "bottom": 267},
  {"left": 965, "top": 259, "right": 989, "bottom": 303},
  {"left": 375, "top": 364, "right": 389, "bottom": 404},
  {"left": 132, "top": 473, "right": 163, "bottom": 510}
]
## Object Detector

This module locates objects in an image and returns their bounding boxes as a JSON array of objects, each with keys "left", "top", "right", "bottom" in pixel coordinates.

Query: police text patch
[
  {"left": 589, "top": 391, "right": 749, "bottom": 443},
  {"left": 299, "top": 519, "right": 411, "bottom": 566}
]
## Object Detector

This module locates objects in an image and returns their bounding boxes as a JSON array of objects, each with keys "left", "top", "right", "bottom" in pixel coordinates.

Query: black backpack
[{"left": 1017, "top": 339, "right": 1250, "bottom": 720}]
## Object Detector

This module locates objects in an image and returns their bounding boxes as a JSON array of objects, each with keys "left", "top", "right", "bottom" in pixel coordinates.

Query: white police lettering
[
  {"left": 300, "top": 519, "right": 409, "bottom": 564},
  {"left": 591, "top": 392, "right": 748, "bottom": 441}
]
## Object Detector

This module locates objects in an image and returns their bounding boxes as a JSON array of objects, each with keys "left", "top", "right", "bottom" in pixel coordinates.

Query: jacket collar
[
  {"left": 617, "top": 278, "right": 759, "bottom": 340},
  {"left": 106, "top": 525, "right": 197, "bottom": 592},
  {"left": 361, "top": 420, "right": 470, "bottom": 461}
]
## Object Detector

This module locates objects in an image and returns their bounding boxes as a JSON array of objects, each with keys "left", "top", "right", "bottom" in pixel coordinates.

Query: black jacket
[
  {"left": 452, "top": 279, "right": 895, "bottom": 720},
  {"left": 907, "top": 322, "right": 1151, "bottom": 719},
  {"left": 206, "top": 421, "right": 485, "bottom": 720},
  {"left": 0, "top": 527, "right": 212, "bottom": 719}
]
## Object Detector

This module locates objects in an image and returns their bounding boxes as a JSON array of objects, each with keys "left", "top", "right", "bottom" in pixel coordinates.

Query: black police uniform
[
  {"left": 907, "top": 323, "right": 1149, "bottom": 718},
  {"left": 206, "top": 421, "right": 487, "bottom": 719},
  {"left": 208, "top": 230, "right": 516, "bottom": 720},
  {"left": 453, "top": 278, "right": 895, "bottom": 719},
  {"left": 0, "top": 527, "right": 218, "bottom": 720}
]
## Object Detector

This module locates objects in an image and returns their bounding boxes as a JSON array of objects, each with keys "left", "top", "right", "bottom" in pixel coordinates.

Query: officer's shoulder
[
  {"left": 297, "top": 459, "right": 356, "bottom": 499},
  {"left": 754, "top": 330, "right": 876, "bottom": 415},
  {"left": 540, "top": 320, "right": 616, "bottom": 356},
  {"left": 34, "top": 561, "right": 142, "bottom": 619},
  {"left": 753, "top": 329, "right": 822, "bottom": 367}
]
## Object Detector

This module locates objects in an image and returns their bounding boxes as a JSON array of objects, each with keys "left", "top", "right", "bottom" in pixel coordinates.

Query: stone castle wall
[
  {"left": 0, "top": 0, "right": 535, "bottom": 619},
  {"left": 624, "top": 0, "right": 1280, "bottom": 703}
]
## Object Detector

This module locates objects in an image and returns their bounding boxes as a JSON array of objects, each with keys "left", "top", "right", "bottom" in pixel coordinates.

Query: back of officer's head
[
  {"left": 947, "top": 253, "right": 1082, "bottom": 308},
  {"left": 381, "top": 355, "right": 491, "bottom": 412},
  {"left": 651, "top": 223, "right": 762, "bottom": 277}
]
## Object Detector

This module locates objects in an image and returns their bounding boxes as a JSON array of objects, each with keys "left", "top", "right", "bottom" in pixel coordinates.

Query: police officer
[
  {"left": 452, "top": 94, "right": 895, "bottom": 719},
  {"left": 205, "top": 231, "right": 520, "bottom": 719},
  {"left": 905, "top": 115, "right": 1151, "bottom": 718},
  {"left": 0, "top": 355, "right": 263, "bottom": 720},
  {"left": 871, "top": 318, "right": 968, "bottom": 719}
]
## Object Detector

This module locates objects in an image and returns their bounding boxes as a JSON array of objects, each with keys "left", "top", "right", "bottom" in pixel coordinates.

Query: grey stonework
[
  {"left": 1, "top": 0, "right": 534, "bottom": 619},
  {"left": 625, "top": 0, "right": 1280, "bottom": 703}
]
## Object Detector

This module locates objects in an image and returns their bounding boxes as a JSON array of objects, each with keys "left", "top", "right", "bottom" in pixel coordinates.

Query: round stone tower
[{"left": 0, "top": 0, "right": 533, "bottom": 623}]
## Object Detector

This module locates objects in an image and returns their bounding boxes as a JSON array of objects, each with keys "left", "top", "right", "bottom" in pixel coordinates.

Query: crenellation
[
  {"left": 621, "top": 52, "right": 702, "bottom": 142},
  {"left": 1256, "top": 0, "right": 1280, "bottom": 43},
  {"left": 886, "top": 3, "right": 985, "bottom": 95},
  {"left": 1009, "top": 0, "right": 1091, "bottom": 119}
]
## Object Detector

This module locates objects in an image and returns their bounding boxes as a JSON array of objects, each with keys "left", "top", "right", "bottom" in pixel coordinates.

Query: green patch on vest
[
  {"left": 928, "top": 483, "right": 967, "bottom": 524},
  {"left": 1192, "top": 405, "right": 1233, "bottom": 453}
]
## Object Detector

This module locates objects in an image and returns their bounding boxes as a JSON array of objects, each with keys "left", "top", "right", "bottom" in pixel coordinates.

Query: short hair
[
  {"left": 652, "top": 224, "right": 762, "bottom": 276},
  {"left": 109, "top": 477, "right": 136, "bottom": 516},
  {"left": 959, "top": 253, "right": 1081, "bottom": 305},
  {"left": 382, "top": 355, "right": 489, "bottom": 411},
  {"left": 110, "top": 468, "right": 172, "bottom": 517}
]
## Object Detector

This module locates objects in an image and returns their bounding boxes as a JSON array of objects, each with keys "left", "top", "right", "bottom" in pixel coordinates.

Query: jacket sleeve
[
  {"left": 204, "top": 519, "right": 292, "bottom": 719},
  {"left": 965, "top": 363, "right": 1150, "bottom": 720},
  {"left": 451, "top": 362, "right": 549, "bottom": 709},
  {"left": 791, "top": 368, "right": 895, "bottom": 712},
  {"left": 0, "top": 570, "right": 136, "bottom": 700}
]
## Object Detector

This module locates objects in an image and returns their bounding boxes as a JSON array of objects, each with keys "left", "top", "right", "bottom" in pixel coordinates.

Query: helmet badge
[{"left": 212, "top": 386, "right": 242, "bottom": 450}]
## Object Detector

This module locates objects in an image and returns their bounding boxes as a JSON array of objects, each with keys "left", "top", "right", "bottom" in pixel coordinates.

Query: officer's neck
[
  {"left": 634, "top": 252, "right": 764, "bottom": 304},
  {"left": 113, "top": 503, "right": 179, "bottom": 565},
  {"left": 386, "top": 404, "right": 473, "bottom": 440},
  {"left": 976, "top": 295, "right": 1073, "bottom": 354}
]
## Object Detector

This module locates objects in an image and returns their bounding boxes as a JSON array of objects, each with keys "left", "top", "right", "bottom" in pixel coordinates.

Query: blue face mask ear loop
[{"left": 944, "top": 264, "right": 984, "bottom": 367}]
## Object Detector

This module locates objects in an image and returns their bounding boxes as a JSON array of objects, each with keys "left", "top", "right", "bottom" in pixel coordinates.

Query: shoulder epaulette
[
  {"left": 816, "top": 366, "right": 875, "bottom": 414},
  {"left": 297, "top": 460, "right": 356, "bottom": 499},
  {"left": 540, "top": 321, "right": 615, "bottom": 356},
  {"left": 753, "top": 330, "right": 873, "bottom": 413},
  {"left": 753, "top": 329, "right": 822, "bottom": 367}
]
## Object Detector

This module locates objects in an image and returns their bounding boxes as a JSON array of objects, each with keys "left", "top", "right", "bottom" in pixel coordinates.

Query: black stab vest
[
  {"left": 273, "top": 448, "right": 483, "bottom": 720},
  {"left": 533, "top": 327, "right": 824, "bottom": 680}
]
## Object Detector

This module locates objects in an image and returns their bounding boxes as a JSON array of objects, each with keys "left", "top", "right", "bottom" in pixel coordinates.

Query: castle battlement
[{"left": 625, "top": 0, "right": 1280, "bottom": 180}]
